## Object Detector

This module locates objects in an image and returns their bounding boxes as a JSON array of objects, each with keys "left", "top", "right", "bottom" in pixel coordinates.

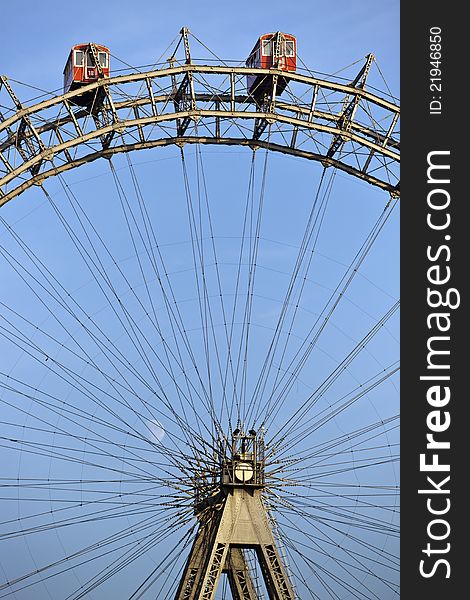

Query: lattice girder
[
  {"left": 0, "top": 64, "right": 400, "bottom": 206},
  {"left": 175, "top": 488, "right": 295, "bottom": 600}
]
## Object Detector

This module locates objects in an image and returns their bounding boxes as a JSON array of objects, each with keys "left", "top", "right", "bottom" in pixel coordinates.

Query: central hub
[
  {"left": 193, "top": 428, "right": 266, "bottom": 514},
  {"left": 221, "top": 428, "right": 265, "bottom": 488}
]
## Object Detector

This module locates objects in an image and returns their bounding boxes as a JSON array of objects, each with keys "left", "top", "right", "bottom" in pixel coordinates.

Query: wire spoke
[{"left": 0, "top": 28, "right": 399, "bottom": 599}]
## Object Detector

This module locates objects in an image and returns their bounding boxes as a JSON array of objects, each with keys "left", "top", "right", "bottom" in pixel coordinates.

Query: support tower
[{"left": 175, "top": 429, "right": 296, "bottom": 600}]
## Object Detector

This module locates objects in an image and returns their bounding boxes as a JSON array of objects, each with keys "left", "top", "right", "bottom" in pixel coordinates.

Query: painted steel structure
[
  {"left": 175, "top": 430, "right": 296, "bottom": 600},
  {"left": 0, "top": 34, "right": 399, "bottom": 206},
  {"left": 0, "top": 32, "right": 400, "bottom": 597}
]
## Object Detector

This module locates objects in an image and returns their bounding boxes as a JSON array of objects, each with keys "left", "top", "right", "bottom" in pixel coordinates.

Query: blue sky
[
  {"left": 0, "top": 2, "right": 400, "bottom": 598},
  {"left": 1, "top": 0, "right": 399, "bottom": 91}
]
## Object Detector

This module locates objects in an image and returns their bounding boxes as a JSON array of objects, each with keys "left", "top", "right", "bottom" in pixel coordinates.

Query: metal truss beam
[
  {"left": 0, "top": 65, "right": 399, "bottom": 132},
  {"left": 0, "top": 93, "right": 398, "bottom": 154},
  {"left": 175, "top": 489, "right": 295, "bottom": 600},
  {"left": 327, "top": 53, "right": 375, "bottom": 160},
  {"left": 0, "top": 64, "right": 400, "bottom": 205},
  {"left": 224, "top": 548, "right": 258, "bottom": 600},
  {"left": 0, "top": 136, "right": 399, "bottom": 207}
]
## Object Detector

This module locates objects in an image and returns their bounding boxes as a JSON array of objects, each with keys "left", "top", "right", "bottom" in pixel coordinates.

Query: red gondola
[
  {"left": 63, "top": 43, "right": 110, "bottom": 104},
  {"left": 245, "top": 32, "right": 296, "bottom": 98}
]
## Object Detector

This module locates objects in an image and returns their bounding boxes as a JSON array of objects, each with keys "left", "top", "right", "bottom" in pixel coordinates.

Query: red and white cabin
[
  {"left": 63, "top": 44, "right": 110, "bottom": 96},
  {"left": 245, "top": 32, "right": 296, "bottom": 97}
]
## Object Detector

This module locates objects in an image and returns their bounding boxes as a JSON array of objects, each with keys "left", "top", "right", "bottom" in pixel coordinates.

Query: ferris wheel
[{"left": 0, "top": 28, "right": 399, "bottom": 599}]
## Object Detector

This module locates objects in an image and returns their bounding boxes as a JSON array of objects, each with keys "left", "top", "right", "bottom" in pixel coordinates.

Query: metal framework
[
  {"left": 0, "top": 31, "right": 400, "bottom": 599},
  {"left": 0, "top": 36, "right": 399, "bottom": 206},
  {"left": 175, "top": 430, "right": 296, "bottom": 600}
]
